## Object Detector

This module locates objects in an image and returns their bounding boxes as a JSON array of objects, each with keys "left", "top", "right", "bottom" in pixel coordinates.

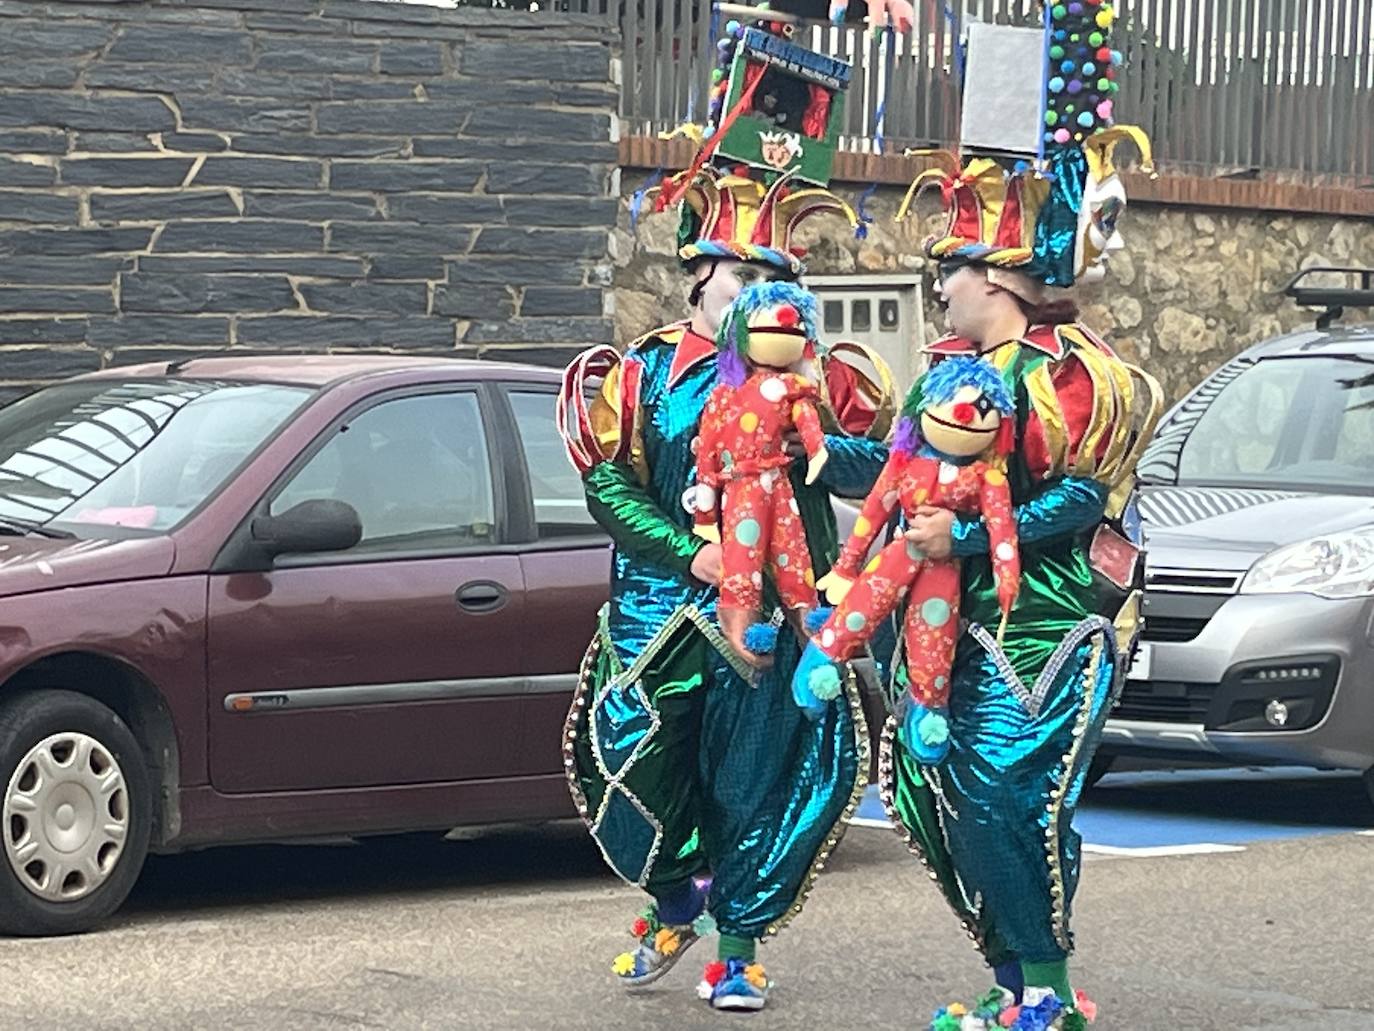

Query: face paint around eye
[
  {"left": 1091, "top": 195, "right": 1124, "bottom": 247},
  {"left": 1076, "top": 172, "right": 1129, "bottom": 276}
]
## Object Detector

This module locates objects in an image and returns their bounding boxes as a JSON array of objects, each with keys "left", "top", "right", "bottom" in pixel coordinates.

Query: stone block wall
[
  {"left": 0, "top": 0, "right": 617, "bottom": 400},
  {"left": 613, "top": 184, "right": 1374, "bottom": 404}
]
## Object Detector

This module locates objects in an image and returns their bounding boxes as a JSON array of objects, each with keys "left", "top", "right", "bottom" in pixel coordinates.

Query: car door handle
[{"left": 455, "top": 580, "right": 508, "bottom": 613}]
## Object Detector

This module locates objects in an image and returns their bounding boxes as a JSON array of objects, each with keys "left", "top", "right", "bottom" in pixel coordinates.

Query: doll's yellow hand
[
  {"left": 804, "top": 445, "right": 830, "bottom": 486},
  {"left": 693, "top": 523, "right": 721, "bottom": 545},
  {"left": 816, "top": 569, "right": 854, "bottom": 605}
]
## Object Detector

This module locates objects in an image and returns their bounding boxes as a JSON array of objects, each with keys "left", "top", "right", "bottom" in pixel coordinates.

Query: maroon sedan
[{"left": 0, "top": 355, "right": 610, "bottom": 936}]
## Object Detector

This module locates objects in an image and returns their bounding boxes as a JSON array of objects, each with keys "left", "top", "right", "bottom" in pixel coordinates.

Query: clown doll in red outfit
[
  {"left": 693, "top": 281, "right": 831, "bottom": 664},
  {"left": 793, "top": 355, "right": 1020, "bottom": 764}
]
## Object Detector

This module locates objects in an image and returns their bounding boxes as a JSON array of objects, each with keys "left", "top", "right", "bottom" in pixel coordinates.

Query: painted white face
[
  {"left": 1075, "top": 171, "right": 1128, "bottom": 279},
  {"left": 693, "top": 259, "right": 786, "bottom": 336}
]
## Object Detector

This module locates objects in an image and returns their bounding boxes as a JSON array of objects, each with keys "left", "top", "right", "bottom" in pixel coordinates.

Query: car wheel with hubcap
[{"left": 0, "top": 689, "right": 152, "bottom": 937}]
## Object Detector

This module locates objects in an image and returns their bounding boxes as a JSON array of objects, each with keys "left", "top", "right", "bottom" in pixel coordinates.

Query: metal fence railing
[{"left": 573, "top": 0, "right": 1374, "bottom": 183}]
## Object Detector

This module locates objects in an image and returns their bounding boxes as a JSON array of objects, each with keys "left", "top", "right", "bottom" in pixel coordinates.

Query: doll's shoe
[
  {"left": 791, "top": 641, "right": 842, "bottom": 720},
  {"left": 899, "top": 699, "right": 951, "bottom": 765},
  {"left": 697, "top": 958, "right": 769, "bottom": 1011},
  {"left": 609, "top": 907, "right": 708, "bottom": 988}
]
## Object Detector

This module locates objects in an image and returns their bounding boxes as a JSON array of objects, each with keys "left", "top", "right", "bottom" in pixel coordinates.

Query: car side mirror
[{"left": 251, "top": 499, "right": 362, "bottom": 558}]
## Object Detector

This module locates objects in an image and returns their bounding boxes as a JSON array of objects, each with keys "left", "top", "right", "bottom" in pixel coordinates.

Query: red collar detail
[
  {"left": 668, "top": 327, "right": 718, "bottom": 386},
  {"left": 924, "top": 325, "right": 1067, "bottom": 360}
]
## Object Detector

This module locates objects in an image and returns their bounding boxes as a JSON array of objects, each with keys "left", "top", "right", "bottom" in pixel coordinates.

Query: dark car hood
[
  {"left": 0, "top": 536, "right": 176, "bottom": 598},
  {"left": 1139, "top": 485, "right": 1374, "bottom": 569}
]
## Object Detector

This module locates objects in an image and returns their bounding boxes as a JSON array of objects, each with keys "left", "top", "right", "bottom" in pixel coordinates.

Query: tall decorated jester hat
[
  {"left": 661, "top": 167, "right": 858, "bottom": 277},
  {"left": 896, "top": 1, "right": 1154, "bottom": 290},
  {"left": 715, "top": 280, "right": 820, "bottom": 387},
  {"left": 893, "top": 355, "right": 1016, "bottom": 459},
  {"left": 649, "top": 13, "right": 858, "bottom": 276}
]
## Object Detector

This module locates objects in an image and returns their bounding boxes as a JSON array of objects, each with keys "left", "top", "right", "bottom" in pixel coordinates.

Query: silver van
[{"left": 1098, "top": 267, "right": 1374, "bottom": 805}]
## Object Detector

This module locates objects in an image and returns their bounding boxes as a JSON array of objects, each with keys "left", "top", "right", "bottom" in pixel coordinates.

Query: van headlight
[{"left": 1240, "top": 528, "right": 1374, "bottom": 599}]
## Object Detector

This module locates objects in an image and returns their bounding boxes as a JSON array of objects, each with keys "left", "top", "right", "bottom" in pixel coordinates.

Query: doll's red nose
[
  {"left": 952, "top": 402, "right": 976, "bottom": 425},
  {"left": 776, "top": 305, "right": 800, "bottom": 328}
]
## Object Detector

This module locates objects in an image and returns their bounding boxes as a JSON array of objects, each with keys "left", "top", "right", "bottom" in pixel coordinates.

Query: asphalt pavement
[{"left": 1, "top": 768, "right": 1372, "bottom": 1031}]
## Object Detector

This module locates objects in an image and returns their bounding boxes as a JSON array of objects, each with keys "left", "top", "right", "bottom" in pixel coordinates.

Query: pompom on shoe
[
  {"left": 1008, "top": 987, "right": 1068, "bottom": 1030},
  {"left": 609, "top": 906, "right": 709, "bottom": 989},
  {"left": 928, "top": 987, "right": 1016, "bottom": 1030},
  {"left": 696, "top": 957, "right": 770, "bottom": 1011},
  {"left": 925, "top": 985, "right": 1095, "bottom": 1030}
]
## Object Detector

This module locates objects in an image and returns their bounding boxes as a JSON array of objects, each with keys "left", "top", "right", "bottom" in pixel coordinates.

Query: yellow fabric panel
[
  {"left": 588, "top": 363, "right": 625, "bottom": 457},
  {"left": 1093, "top": 352, "right": 1136, "bottom": 481},
  {"left": 1025, "top": 360, "right": 1070, "bottom": 478}
]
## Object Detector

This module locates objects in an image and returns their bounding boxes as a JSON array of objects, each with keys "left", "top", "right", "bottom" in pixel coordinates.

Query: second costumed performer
[{"left": 795, "top": 5, "right": 1164, "bottom": 1029}]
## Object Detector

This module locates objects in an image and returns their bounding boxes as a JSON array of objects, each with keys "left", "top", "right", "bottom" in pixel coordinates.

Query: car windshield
[
  {"left": 0, "top": 379, "right": 311, "bottom": 537},
  {"left": 1160, "top": 354, "right": 1374, "bottom": 493}
]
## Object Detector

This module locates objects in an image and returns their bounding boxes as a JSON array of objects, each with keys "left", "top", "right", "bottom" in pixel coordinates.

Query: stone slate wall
[
  {"left": 613, "top": 185, "right": 1374, "bottom": 404},
  {"left": 0, "top": 0, "right": 617, "bottom": 400}
]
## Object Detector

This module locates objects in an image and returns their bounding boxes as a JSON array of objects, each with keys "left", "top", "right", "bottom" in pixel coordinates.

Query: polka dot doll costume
[
  {"left": 794, "top": 355, "right": 1020, "bottom": 764},
  {"left": 693, "top": 282, "right": 832, "bottom": 658}
]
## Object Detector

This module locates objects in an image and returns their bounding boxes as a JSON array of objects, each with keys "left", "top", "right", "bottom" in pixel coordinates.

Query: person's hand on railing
[{"left": 827, "top": 0, "right": 914, "bottom": 33}]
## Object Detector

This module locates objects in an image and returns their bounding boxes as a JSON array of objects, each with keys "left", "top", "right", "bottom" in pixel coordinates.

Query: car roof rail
[{"left": 1283, "top": 266, "right": 1374, "bottom": 330}]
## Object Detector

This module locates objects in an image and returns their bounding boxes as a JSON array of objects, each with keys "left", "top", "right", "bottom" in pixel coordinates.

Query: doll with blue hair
[
  {"left": 693, "top": 280, "right": 832, "bottom": 664},
  {"left": 791, "top": 355, "right": 1021, "bottom": 764}
]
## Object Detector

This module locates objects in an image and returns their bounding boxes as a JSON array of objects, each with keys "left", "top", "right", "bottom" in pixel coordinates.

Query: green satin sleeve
[
  {"left": 583, "top": 460, "right": 704, "bottom": 576},
  {"left": 950, "top": 476, "right": 1107, "bottom": 558},
  {"left": 812, "top": 433, "right": 889, "bottom": 499}
]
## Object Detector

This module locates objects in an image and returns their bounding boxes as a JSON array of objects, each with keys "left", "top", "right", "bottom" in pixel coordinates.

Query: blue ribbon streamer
[
  {"left": 854, "top": 182, "right": 879, "bottom": 240},
  {"left": 629, "top": 164, "right": 665, "bottom": 231},
  {"left": 942, "top": 3, "right": 965, "bottom": 80},
  {"left": 855, "top": 26, "right": 897, "bottom": 240}
]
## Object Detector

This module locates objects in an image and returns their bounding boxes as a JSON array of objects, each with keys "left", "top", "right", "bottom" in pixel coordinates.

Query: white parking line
[
  {"left": 849, "top": 816, "right": 894, "bottom": 830},
  {"left": 1083, "top": 843, "right": 1247, "bottom": 858}
]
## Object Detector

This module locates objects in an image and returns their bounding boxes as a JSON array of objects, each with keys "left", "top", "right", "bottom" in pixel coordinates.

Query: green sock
[
  {"left": 717, "top": 933, "right": 756, "bottom": 962},
  {"left": 1020, "top": 960, "right": 1072, "bottom": 1005}
]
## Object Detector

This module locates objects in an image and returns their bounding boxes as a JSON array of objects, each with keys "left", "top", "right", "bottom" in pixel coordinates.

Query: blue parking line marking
[
  {"left": 854, "top": 767, "right": 1374, "bottom": 851},
  {"left": 854, "top": 785, "right": 889, "bottom": 823}
]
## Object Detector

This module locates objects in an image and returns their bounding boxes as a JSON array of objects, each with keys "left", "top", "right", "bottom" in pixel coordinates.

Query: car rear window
[{"left": 0, "top": 379, "right": 311, "bottom": 536}]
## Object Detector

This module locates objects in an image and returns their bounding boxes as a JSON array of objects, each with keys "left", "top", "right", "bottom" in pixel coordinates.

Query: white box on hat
[{"left": 959, "top": 22, "right": 1046, "bottom": 160}]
